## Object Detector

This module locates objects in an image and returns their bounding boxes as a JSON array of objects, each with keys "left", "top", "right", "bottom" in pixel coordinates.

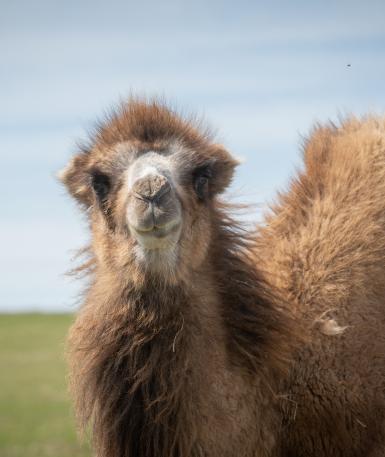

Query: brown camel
[{"left": 60, "top": 99, "right": 385, "bottom": 457}]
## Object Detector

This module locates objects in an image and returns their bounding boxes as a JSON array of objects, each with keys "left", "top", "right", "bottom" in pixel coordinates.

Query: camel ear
[
  {"left": 209, "top": 144, "right": 239, "bottom": 195},
  {"left": 58, "top": 153, "right": 92, "bottom": 207}
]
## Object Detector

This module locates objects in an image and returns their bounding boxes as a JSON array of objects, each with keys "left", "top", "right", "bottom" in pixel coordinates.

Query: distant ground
[{"left": 0, "top": 314, "right": 91, "bottom": 457}]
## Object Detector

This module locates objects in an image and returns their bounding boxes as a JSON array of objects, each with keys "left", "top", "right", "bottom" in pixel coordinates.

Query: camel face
[
  {"left": 109, "top": 140, "right": 231, "bottom": 273},
  {"left": 60, "top": 100, "right": 239, "bottom": 277}
]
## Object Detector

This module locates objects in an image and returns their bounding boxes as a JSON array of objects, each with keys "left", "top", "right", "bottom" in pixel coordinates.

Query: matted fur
[
  {"left": 63, "top": 102, "right": 385, "bottom": 457},
  {"left": 68, "top": 216, "right": 293, "bottom": 457}
]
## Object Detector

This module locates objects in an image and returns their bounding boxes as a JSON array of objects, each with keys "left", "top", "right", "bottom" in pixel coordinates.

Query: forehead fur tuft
[{"left": 91, "top": 97, "right": 214, "bottom": 151}]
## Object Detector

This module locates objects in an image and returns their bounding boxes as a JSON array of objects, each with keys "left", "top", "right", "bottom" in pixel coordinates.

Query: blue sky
[{"left": 1, "top": 0, "right": 385, "bottom": 311}]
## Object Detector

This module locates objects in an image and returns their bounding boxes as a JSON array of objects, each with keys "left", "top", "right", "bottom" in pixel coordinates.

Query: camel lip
[{"left": 130, "top": 221, "right": 181, "bottom": 240}]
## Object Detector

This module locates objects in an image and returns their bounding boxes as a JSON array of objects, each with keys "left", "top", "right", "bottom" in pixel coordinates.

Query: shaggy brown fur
[
  {"left": 258, "top": 117, "right": 385, "bottom": 456},
  {"left": 62, "top": 99, "right": 294, "bottom": 457},
  {"left": 61, "top": 101, "right": 385, "bottom": 456}
]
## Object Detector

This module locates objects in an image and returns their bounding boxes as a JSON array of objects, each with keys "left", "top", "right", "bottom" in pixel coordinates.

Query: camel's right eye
[{"left": 91, "top": 172, "right": 111, "bottom": 201}]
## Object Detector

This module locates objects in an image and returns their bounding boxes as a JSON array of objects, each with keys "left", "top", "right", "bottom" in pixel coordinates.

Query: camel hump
[
  {"left": 302, "top": 117, "right": 385, "bottom": 201},
  {"left": 257, "top": 116, "right": 385, "bottom": 314}
]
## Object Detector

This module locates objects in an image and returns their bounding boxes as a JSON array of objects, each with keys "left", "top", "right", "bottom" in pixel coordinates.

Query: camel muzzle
[{"left": 126, "top": 169, "right": 182, "bottom": 249}]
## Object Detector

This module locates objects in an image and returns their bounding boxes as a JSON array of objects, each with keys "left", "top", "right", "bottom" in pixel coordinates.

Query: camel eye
[
  {"left": 91, "top": 172, "right": 111, "bottom": 201},
  {"left": 193, "top": 166, "right": 212, "bottom": 200}
]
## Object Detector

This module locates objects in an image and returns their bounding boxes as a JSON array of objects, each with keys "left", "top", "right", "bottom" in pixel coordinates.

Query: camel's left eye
[
  {"left": 193, "top": 166, "right": 212, "bottom": 200},
  {"left": 91, "top": 172, "right": 111, "bottom": 201}
]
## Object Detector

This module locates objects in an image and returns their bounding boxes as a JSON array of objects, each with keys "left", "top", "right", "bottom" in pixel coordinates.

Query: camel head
[{"left": 60, "top": 99, "right": 238, "bottom": 280}]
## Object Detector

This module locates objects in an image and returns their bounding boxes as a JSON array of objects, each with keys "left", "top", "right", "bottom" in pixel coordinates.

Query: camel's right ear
[{"left": 58, "top": 154, "right": 92, "bottom": 207}]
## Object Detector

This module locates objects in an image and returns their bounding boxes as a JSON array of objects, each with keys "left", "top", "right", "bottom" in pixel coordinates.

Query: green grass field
[{"left": 0, "top": 314, "right": 91, "bottom": 457}]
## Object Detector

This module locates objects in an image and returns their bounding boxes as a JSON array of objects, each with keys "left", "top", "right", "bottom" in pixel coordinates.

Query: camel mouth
[
  {"left": 133, "top": 222, "right": 180, "bottom": 238},
  {"left": 130, "top": 220, "right": 181, "bottom": 249}
]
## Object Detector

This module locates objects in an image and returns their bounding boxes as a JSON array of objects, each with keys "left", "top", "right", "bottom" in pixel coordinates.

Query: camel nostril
[{"left": 132, "top": 174, "right": 171, "bottom": 202}]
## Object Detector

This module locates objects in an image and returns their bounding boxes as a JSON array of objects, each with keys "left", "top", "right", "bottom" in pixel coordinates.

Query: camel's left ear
[
  {"left": 209, "top": 144, "right": 240, "bottom": 195},
  {"left": 58, "top": 153, "right": 92, "bottom": 207}
]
